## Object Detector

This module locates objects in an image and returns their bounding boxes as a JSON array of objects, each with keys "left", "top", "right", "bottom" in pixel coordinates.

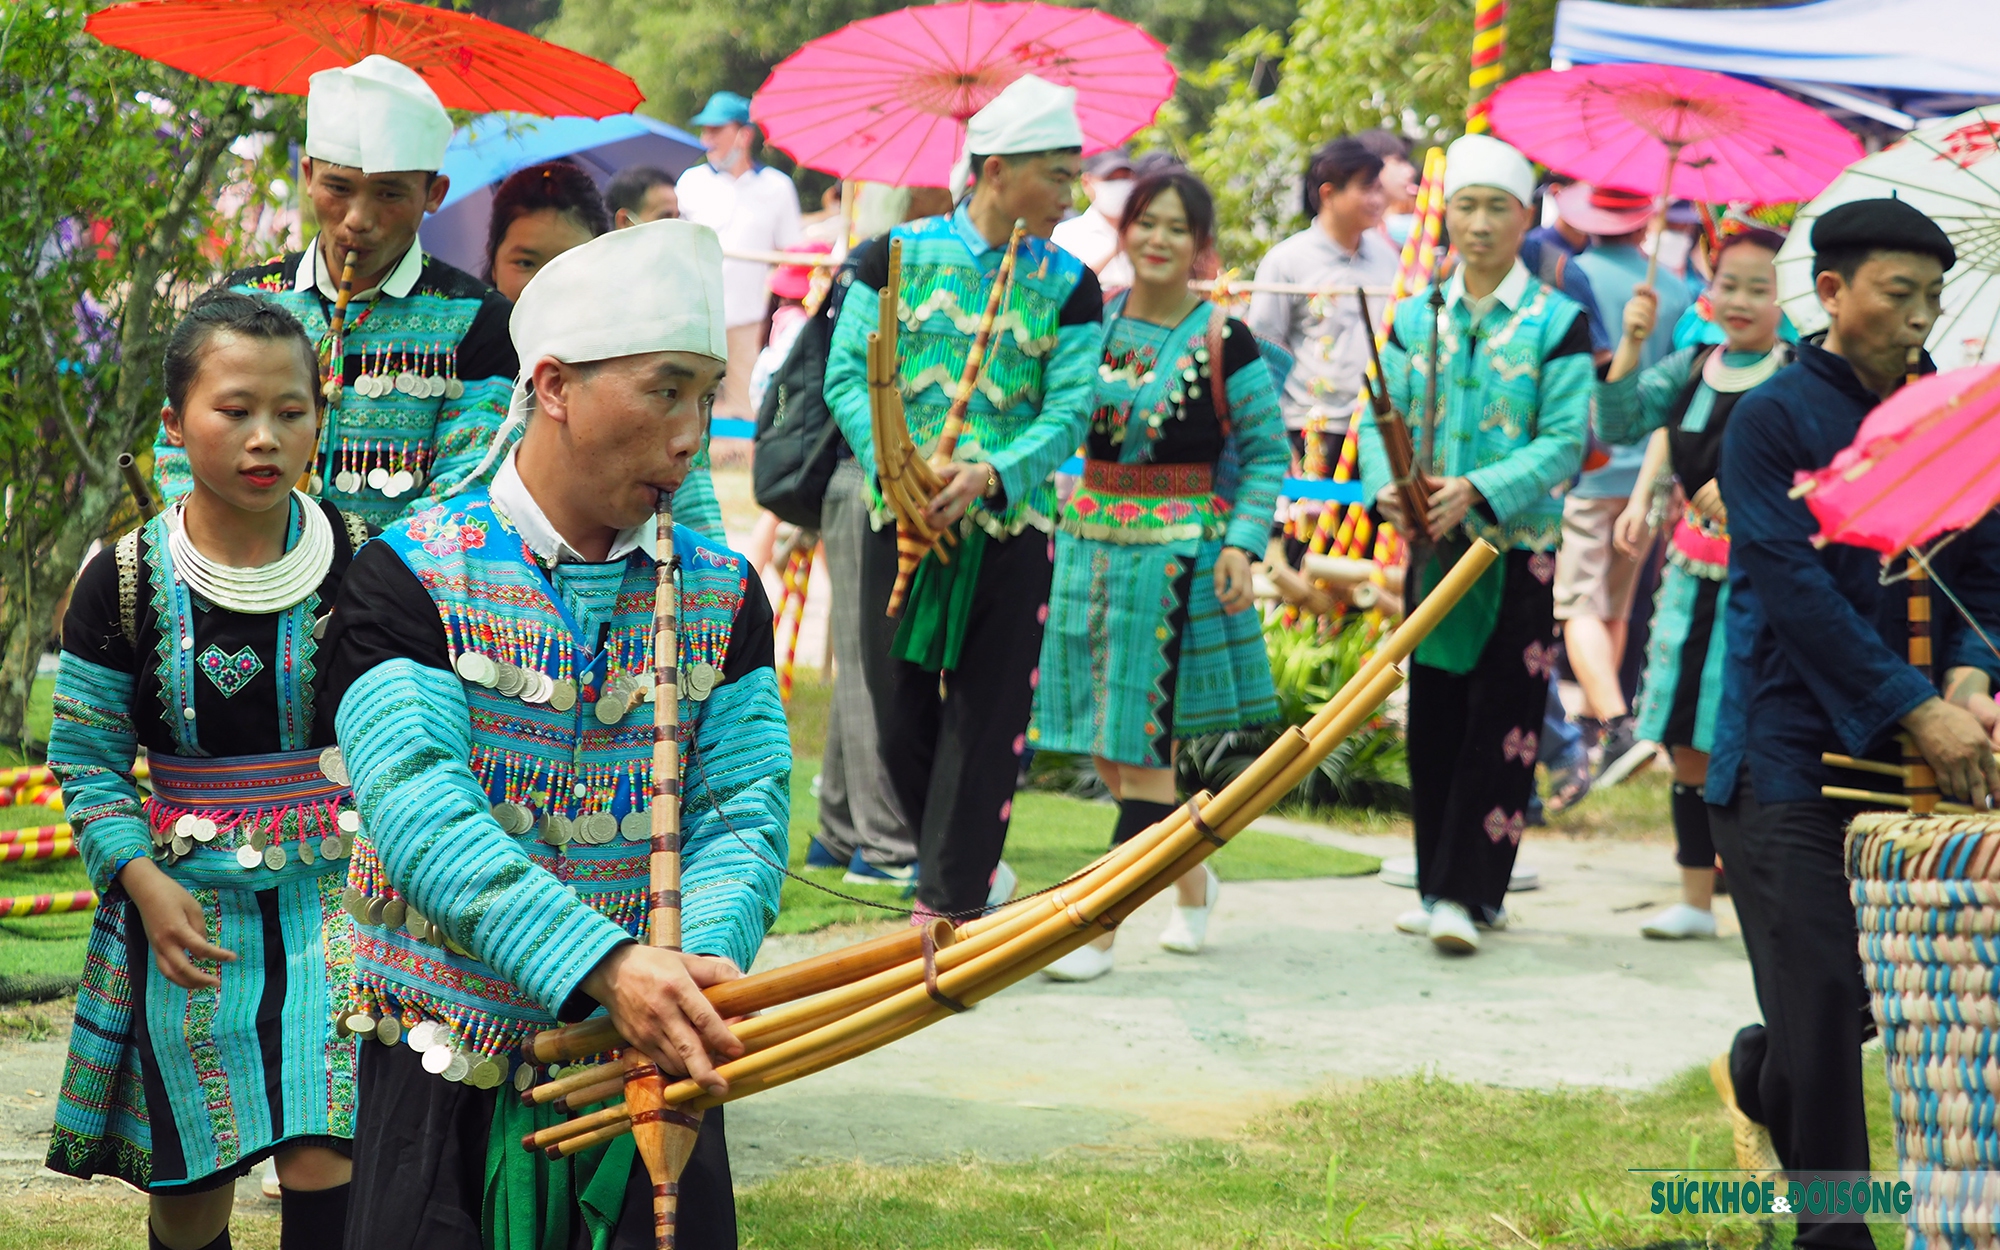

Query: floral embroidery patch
[
  {"left": 1483, "top": 807, "right": 1525, "bottom": 845},
  {"left": 198, "top": 644, "right": 263, "bottom": 697},
  {"left": 405, "top": 506, "right": 489, "bottom": 559},
  {"left": 1522, "top": 640, "right": 1557, "bottom": 679},
  {"left": 1502, "top": 727, "right": 1538, "bottom": 768},
  {"left": 1528, "top": 551, "right": 1557, "bottom": 585}
]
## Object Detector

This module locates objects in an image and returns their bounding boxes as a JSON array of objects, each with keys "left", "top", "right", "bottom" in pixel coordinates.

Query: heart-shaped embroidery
[{"left": 198, "top": 644, "right": 264, "bottom": 698}]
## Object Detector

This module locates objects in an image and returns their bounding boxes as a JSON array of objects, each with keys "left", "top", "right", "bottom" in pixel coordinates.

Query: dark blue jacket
[{"left": 1708, "top": 339, "right": 2000, "bottom": 806}]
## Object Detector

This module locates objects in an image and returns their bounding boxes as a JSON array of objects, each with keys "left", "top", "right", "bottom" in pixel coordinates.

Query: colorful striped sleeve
[
  {"left": 678, "top": 667, "right": 791, "bottom": 971},
  {"left": 336, "top": 657, "right": 632, "bottom": 1015},
  {"left": 48, "top": 654, "right": 150, "bottom": 891}
]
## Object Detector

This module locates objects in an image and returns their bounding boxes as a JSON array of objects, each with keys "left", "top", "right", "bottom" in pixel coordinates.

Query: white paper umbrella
[{"left": 1776, "top": 105, "right": 2000, "bottom": 371}]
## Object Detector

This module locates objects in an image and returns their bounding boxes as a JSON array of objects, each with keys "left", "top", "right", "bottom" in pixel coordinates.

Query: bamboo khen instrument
[
  {"left": 621, "top": 493, "right": 699, "bottom": 1250},
  {"left": 884, "top": 221, "right": 1027, "bottom": 616},
  {"left": 867, "top": 239, "right": 950, "bottom": 612},
  {"left": 322, "top": 251, "right": 356, "bottom": 406},
  {"left": 1355, "top": 291, "right": 1429, "bottom": 542},
  {"left": 118, "top": 452, "right": 159, "bottom": 521},
  {"left": 519, "top": 539, "right": 1503, "bottom": 1158}
]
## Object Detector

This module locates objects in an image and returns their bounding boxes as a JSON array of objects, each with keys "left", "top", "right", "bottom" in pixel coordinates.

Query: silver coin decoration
[
  {"left": 264, "top": 844, "right": 287, "bottom": 870},
  {"left": 298, "top": 838, "right": 316, "bottom": 866},
  {"left": 549, "top": 679, "right": 577, "bottom": 712},
  {"left": 319, "top": 747, "right": 350, "bottom": 786},
  {"left": 376, "top": 1016, "right": 402, "bottom": 1047},
  {"left": 237, "top": 845, "right": 263, "bottom": 869},
  {"left": 346, "top": 1013, "right": 377, "bottom": 1036},
  {"left": 513, "top": 1063, "right": 537, "bottom": 1093},
  {"left": 621, "top": 811, "right": 650, "bottom": 842},
  {"left": 443, "top": 1052, "right": 471, "bottom": 1083},
  {"left": 382, "top": 899, "right": 407, "bottom": 929},
  {"left": 408, "top": 1020, "right": 439, "bottom": 1053}
]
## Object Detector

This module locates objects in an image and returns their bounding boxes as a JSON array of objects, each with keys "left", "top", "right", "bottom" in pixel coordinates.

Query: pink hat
[
  {"left": 770, "top": 239, "right": 834, "bottom": 300},
  {"left": 1555, "top": 183, "right": 1655, "bottom": 236}
]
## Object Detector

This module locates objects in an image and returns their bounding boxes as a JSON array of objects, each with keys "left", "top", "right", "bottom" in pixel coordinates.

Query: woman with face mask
[
  {"left": 1032, "top": 168, "right": 1292, "bottom": 982},
  {"left": 1597, "top": 227, "right": 1792, "bottom": 942}
]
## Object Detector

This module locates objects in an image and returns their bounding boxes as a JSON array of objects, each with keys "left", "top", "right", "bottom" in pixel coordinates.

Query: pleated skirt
[
  {"left": 47, "top": 866, "right": 356, "bottom": 1191},
  {"left": 1632, "top": 557, "right": 1730, "bottom": 753},
  {"left": 1031, "top": 531, "right": 1278, "bottom": 768}
]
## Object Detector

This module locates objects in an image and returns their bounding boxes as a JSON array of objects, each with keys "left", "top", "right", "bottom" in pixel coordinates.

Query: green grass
[
  {"left": 737, "top": 1062, "right": 1900, "bottom": 1250},
  {"left": 776, "top": 756, "right": 1381, "bottom": 935}
]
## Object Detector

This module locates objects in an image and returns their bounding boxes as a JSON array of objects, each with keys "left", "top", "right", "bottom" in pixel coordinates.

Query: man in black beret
[{"left": 1703, "top": 197, "right": 2000, "bottom": 1247}]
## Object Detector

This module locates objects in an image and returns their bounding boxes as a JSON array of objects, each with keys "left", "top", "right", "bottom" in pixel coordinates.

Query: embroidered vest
[{"left": 347, "top": 492, "right": 747, "bottom": 1065}]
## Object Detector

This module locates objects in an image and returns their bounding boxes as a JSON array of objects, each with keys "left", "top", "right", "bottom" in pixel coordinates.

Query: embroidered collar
[
  {"left": 296, "top": 236, "right": 425, "bottom": 302},
  {"left": 490, "top": 451, "right": 648, "bottom": 567}
]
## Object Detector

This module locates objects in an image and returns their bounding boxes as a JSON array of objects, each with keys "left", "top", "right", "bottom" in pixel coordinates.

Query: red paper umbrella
[
  {"left": 751, "top": 1, "right": 1176, "bottom": 188},
  {"left": 86, "top": 0, "right": 642, "bottom": 119}
]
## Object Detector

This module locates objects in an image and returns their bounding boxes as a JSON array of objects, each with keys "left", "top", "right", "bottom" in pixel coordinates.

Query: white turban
[
  {"left": 305, "top": 55, "right": 451, "bottom": 174},
  {"left": 951, "top": 74, "right": 1084, "bottom": 198},
  {"left": 505, "top": 219, "right": 728, "bottom": 431},
  {"left": 1443, "top": 134, "right": 1536, "bottom": 208}
]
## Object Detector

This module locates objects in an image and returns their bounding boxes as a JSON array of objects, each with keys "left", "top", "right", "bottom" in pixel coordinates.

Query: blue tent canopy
[
  {"left": 418, "top": 112, "right": 705, "bottom": 278},
  {"left": 1553, "top": 0, "right": 2000, "bottom": 130}
]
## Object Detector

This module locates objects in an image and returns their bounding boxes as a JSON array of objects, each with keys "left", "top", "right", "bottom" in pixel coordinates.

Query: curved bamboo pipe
[
  {"left": 526, "top": 540, "right": 1497, "bottom": 1078},
  {"left": 533, "top": 662, "right": 1408, "bottom": 1156}
]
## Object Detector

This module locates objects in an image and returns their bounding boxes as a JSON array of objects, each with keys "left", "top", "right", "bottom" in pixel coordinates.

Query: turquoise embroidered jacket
[
  {"left": 1357, "top": 268, "right": 1593, "bottom": 551},
  {"left": 825, "top": 206, "right": 1106, "bottom": 536},
  {"left": 325, "top": 489, "right": 790, "bottom": 1062},
  {"left": 156, "top": 249, "right": 518, "bottom": 530}
]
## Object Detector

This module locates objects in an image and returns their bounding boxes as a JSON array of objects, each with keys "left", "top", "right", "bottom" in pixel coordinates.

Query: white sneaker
[
  {"left": 985, "top": 860, "right": 1017, "bottom": 912},
  {"left": 1041, "top": 942, "right": 1114, "bottom": 982},
  {"left": 1159, "top": 865, "right": 1220, "bottom": 954},
  {"left": 1394, "top": 906, "right": 1432, "bottom": 935},
  {"left": 1641, "top": 903, "right": 1718, "bottom": 940},
  {"left": 260, "top": 1158, "right": 281, "bottom": 1199},
  {"left": 1508, "top": 863, "right": 1541, "bottom": 892},
  {"left": 1428, "top": 900, "right": 1480, "bottom": 954},
  {"left": 1478, "top": 907, "right": 1510, "bottom": 931}
]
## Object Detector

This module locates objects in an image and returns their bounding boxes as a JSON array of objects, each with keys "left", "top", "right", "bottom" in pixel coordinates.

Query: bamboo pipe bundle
[
  {"left": 885, "top": 222, "right": 1026, "bottom": 616},
  {"left": 522, "top": 541, "right": 1498, "bottom": 1158},
  {"left": 321, "top": 251, "right": 355, "bottom": 407},
  {"left": 526, "top": 540, "right": 1497, "bottom": 1074},
  {"left": 623, "top": 495, "right": 698, "bottom": 1250},
  {"left": 867, "top": 238, "right": 952, "bottom": 618}
]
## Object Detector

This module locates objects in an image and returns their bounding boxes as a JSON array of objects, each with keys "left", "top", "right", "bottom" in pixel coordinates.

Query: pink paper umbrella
[
  {"left": 1792, "top": 364, "right": 2000, "bottom": 556},
  {"left": 1488, "top": 63, "right": 1862, "bottom": 284},
  {"left": 751, "top": 1, "right": 1176, "bottom": 188}
]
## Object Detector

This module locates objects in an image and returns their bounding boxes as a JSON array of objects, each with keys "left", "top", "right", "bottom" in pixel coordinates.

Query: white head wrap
[
  {"left": 1443, "top": 134, "right": 1536, "bottom": 208},
  {"left": 305, "top": 55, "right": 451, "bottom": 174},
  {"left": 950, "top": 74, "right": 1084, "bottom": 199}
]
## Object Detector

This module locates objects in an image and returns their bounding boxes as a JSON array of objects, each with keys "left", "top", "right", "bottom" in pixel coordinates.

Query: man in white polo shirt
[{"left": 676, "top": 91, "right": 805, "bottom": 418}]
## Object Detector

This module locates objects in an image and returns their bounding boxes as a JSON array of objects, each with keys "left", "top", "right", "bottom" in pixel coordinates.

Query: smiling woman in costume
[
  {"left": 1031, "top": 168, "right": 1290, "bottom": 982},
  {"left": 47, "top": 291, "right": 372, "bottom": 1250}
]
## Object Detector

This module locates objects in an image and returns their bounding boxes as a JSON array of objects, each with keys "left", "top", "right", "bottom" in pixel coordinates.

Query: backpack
[{"left": 751, "top": 272, "right": 849, "bottom": 529}]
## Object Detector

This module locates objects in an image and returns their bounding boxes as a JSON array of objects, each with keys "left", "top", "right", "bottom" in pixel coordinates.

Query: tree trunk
[{"left": 0, "top": 477, "right": 125, "bottom": 753}]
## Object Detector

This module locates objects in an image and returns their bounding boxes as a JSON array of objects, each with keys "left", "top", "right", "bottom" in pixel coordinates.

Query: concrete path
[
  {"left": 0, "top": 822, "right": 1753, "bottom": 1192},
  {"left": 725, "top": 820, "right": 1752, "bottom": 1181}
]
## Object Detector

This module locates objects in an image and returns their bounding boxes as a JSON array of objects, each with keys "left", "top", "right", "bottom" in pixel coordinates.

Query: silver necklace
[{"left": 167, "top": 492, "right": 333, "bottom": 614}]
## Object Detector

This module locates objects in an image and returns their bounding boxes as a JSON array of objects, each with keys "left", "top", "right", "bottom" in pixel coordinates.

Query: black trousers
[
  {"left": 1407, "top": 549, "right": 1555, "bottom": 922},
  {"left": 345, "top": 1041, "right": 736, "bottom": 1250},
  {"left": 860, "top": 520, "right": 1053, "bottom": 916},
  {"left": 1708, "top": 775, "right": 1873, "bottom": 1250}
]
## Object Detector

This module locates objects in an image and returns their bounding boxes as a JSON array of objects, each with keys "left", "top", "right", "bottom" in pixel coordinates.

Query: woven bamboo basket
[{"left": 1849, "top": 811, "right": 2000, "bottom": 1248}]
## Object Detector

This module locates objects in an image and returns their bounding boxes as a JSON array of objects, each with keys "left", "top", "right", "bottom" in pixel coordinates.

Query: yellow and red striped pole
[
  {"left": 0, "top": 822, "right": 71, "bottom": 846},
  {"left": 1467, "top": 0, "right": 1509, "bottom": 134},
  {"left": 0, "top": 890, "right": 97, "bottom": 918},
  {"left": 0, "top": 833, "right": 77, "bottom": 864}
]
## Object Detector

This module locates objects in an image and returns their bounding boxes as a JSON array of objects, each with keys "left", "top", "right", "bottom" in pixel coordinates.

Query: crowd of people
[{"left": 31, "top": 47, "right": 2000, "bottom": 1250}]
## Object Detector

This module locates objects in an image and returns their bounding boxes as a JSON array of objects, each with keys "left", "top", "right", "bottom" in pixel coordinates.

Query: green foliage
[
  {"left": 0, "top": 1, "right": 298, "bottom": 746},
  {"left": 1154, "top": 0, "right": 1558, "bottom": 264}
]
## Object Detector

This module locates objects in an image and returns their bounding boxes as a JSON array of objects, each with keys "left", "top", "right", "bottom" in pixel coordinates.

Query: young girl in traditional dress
[
  {"left": 47, "top": 291, "right": 370, "bottom": 1250},
  {"left": 1032, "top": 169, "right": 1291, "bottom": 982},
  {"left": 1597, "top": 228, "right": 1790, "bottom": 941}
]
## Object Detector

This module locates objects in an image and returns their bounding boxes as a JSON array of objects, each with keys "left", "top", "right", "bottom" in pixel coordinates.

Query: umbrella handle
[{"left": 1644, "top": 143, "right": 1680, "bottom": 292}]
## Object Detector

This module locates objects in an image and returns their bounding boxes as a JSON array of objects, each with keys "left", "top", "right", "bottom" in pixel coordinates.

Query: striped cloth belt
[
  {"left": 147, "top": 748, "right": 347, "bottom": 810},
  {"left": 1081, "top": 460, "right": 1214, "bottom": 497}
]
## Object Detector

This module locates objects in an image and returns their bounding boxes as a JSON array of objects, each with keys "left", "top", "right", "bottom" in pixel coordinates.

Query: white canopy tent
[{"left": 1552, "top": 0, "right": 2000, "bottom": 130}]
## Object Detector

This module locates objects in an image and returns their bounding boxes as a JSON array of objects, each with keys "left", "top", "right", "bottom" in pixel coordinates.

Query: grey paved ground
[{"left": 0, "top": 820, "right": 1751, "bottom": 1193}]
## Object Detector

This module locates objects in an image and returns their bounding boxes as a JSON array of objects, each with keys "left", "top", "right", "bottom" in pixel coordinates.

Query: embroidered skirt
[
  {"left": 47, "top": 749, "right": 358, "bottom": 1191},
  {"left": 1632, "top": 525, "right": 1730, "bottom": 753},
  {"left": 1032, "top": 464, "right": 1278, "bottom": 767}
]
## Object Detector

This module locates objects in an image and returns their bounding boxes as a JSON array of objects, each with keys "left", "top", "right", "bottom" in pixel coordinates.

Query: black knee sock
[
  {"left": 278, "top": 1182, "right": 350, "bottom": 1250},
  {"left": 1671, "top": 782, "right": 1716, "bottom": 870},
  {"left": 150, "top": 1224, "right": 231, "bottom": 1250},
  {"left": 1112, "top": 799, "right": 1176, "bottom": 846}
]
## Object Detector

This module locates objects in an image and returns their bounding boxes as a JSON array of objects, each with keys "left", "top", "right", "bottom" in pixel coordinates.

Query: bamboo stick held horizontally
[{"left": 521, "top": 540, "right": 1503, "bottom": 1159}]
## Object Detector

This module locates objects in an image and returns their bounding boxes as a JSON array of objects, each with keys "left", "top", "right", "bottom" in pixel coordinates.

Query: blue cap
[{"left": 690, "top": 91, "right": 753, "bottom": 128}]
